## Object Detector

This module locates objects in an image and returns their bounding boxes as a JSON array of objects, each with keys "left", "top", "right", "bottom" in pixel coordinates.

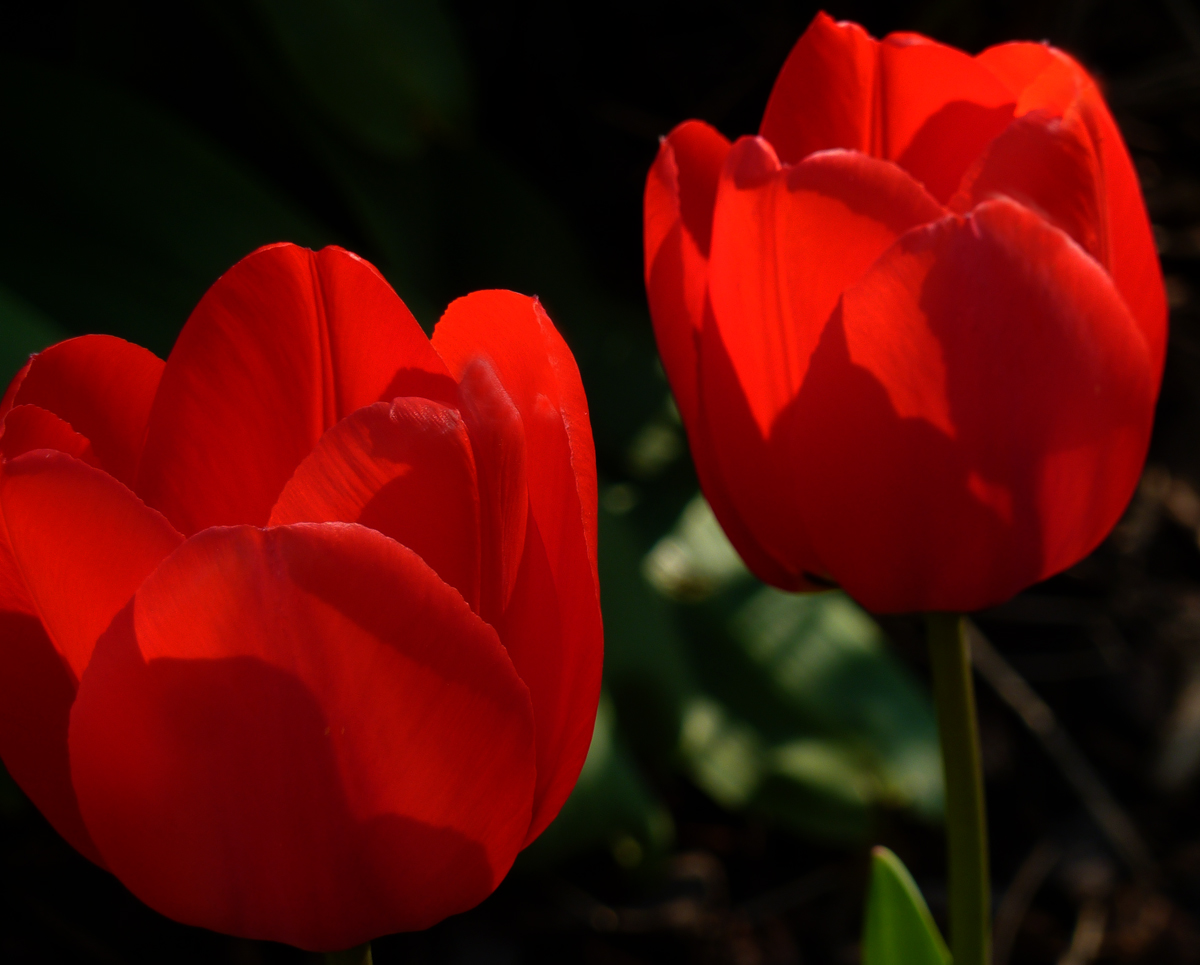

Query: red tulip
[
  {"left": 644, "top": 12, "right": 1165, "bottom": 613},
  {"left": 0, "top": 244, "right": 602, "bottom": 950}
]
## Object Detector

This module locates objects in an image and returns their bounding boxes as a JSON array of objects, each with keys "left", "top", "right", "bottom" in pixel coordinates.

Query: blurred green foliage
[{"left": 0, "top": 0, "right": 943, "bottom": 877}]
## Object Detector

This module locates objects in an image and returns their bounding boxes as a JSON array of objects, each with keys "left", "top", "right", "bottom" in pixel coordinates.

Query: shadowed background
[{"left": 1, "top": 1, "right": 1200, "bottom": 962}]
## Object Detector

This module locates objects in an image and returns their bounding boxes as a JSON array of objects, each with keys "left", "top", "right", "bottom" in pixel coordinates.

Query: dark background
[{"left": 2, "top": 0, "right": 1200, "bottom": 962}]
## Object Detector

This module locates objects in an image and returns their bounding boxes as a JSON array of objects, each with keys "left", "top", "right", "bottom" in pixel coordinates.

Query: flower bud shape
[
  {"left": 644, "top": 12, "right": 1165, "bottom": 613},
  {"left": 0, "top": 244, "right": 602, "bottom": 951}
]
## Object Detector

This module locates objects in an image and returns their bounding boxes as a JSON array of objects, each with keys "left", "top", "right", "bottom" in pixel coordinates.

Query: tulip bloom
[
  {"left": 0, "top": 244, "right": 602, "bottom": 950},
  {"left": 645, "top": 13, "right": 1165, "bottom": 613}
]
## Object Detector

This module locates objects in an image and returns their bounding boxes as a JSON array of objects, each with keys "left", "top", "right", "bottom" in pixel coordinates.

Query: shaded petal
[
  {"left": 976, "top": 41, "right": 1057, "bottom": 97},
  {"left": 759, "top": 11, "right": 878, "bottom": 164},
  {"left": 0, "top": 451, "right": 181, "bottom": 865},
  {"left": 644, "top": 120, "right": 730, "bottom": 429},
  {"left": 2, "top": 405, "right": 99, "bottom": 467},
  {"left": 878, "top": 33, "right": 1015, "bottom": 203},
  {"left": 138, "top": 244, "right": 458, "bottom": 535},
  {"left": 950, "top": 109, "right": 1103, "bottom": 261},
  {"left": 432, "top": 291, "right": 602, "bottom": 842},
  {"left": 10, "top": 335, "right": 164, "bottom": 488},
  {"left": 69, "top": 523, "right": 536, "bottom": 951},
  {"left": 787, "top": 199, "right": 1156, "bottom": 613},
  {"left": 270, "top": 398, "right": 482, "bottom": 612},
  {"left": 0, "top": 451, "right": 183, "bottom": 679},
  {"left": 701, "top": 138, "right": 942, "bottom": 580}
]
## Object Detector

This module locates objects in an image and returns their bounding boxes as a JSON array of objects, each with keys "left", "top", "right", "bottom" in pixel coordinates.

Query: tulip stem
[
  {"left": 324, "top": 944, "right": 372, "bottom": 965},
  {"left": 926, "top": 613, "right": 990, "bottom": 965}
]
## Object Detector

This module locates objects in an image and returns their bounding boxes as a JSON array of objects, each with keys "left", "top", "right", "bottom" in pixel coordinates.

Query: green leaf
[
  {"left": 251, "top": 0, "right": 471, "bottom": 157},
  {"left": 862, "top": 847, "right": 950, "bottom": 965}
]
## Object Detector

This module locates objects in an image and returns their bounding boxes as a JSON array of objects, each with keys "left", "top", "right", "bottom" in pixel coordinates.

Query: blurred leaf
[
  {"left": 731, "top": 589, "right": 944, "bottom": 819},
  {"left": 0, "top": 285, "right": 68, "bottom": 386},
  {"left": 0, "top": 57, "right": 329, "bottom": 357},
  {"left": 862, "top": 847, "right": 950, "bottom": 965},
  {"left": 520, "top": 693, "right": 673, "bottom": 871},
  {"left": 679, "top": 696, "right": 764, "bottom": 808},
  {"left": 251, "top": 0, "right": 470, "bottom": 157},
  {"left": 644, "top": 493, "right": 749, "bottom": 602}
]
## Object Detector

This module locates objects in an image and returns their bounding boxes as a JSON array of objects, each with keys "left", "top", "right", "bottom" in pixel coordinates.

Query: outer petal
[
  {"left": 977, "top": 44, "right": 1167, "bottom": 374},
  {"left": 644, "top": 120, "right": 730, "bottom": 428},
  {"left": 270, "top": 398, "right": 482, "bottom": 612},
  {"left": 787, "top": 199, "right": 1156, "bottom": 612},
  {"left": 69, "top": 523, "right": 536, "bottom": 951},
  {"left": 0, "top": 451, "right": 182, "bottom": 864},
  {"left": 759, "top": 11, "right": 878, "bottom": 164},
  {"left": 137, "top": 244, "right": 458, "bottom": 535},
  {"left": 702, "top": 138, "right": 943, "bottom": 581},
  {"left": 9, "top": 335, "right": 164, "bottom": 487},
  {"left": 2, "top": 405, "right": 99, "bottom": 467},
  {"left": 432, "top": 291, "right": 602, "bottom": 843}
]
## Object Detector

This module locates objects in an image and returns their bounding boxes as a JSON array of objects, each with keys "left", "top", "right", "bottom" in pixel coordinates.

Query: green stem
[
  {"left": 926, "top": 613, "right": 990, "bottom": 965},
  {"left": 324, "top": 944, "right": 373, "bottom": 965}
]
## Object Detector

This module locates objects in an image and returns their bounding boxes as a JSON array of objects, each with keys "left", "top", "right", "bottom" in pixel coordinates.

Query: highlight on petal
[
  {"left": 759, "top": 11, "right": 878, "bottom": 164},
  {"left": 788, "top": 198, "right": 1156, "bottom": 613},
  {"left": 69, "top": 522, "right": 537, "bottom": 951},
  {"left": 644, "top": 120, "right": 730, "bottom": 429},
  {"left": 700, "top": 138, "right": 943, "bottom": 581},
  {"left": 270, "top": 398, "right": 482, "bottom": 612},
  {"left": 432, "top": 291, "right": 602, "bottom": 843},
  {"left": 137, "top": 244, "right": 458, "bottom": 535},
  {"left": 8, "top": 335, "right": 164, "bottom": 487},
  {"left": 0, "top": 451, "right": 182, "bottom": 865}
]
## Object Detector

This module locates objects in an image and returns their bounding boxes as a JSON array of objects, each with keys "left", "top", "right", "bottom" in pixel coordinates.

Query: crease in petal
[
  {"left": 10, "top": 335, "right": 164, "bottom": 488},
  {"left": 270, "top": 398, "right": 482, "bottom": 612},
  {"left": 137, "top": 244, "right": 457, "bottom": 535},
  {"left": 69, "top": 522, "right": 536, "bottom": 951}
]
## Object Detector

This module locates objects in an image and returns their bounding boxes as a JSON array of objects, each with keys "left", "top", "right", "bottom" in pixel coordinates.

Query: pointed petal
[
  {"left": 759, "top": 11, "right": 878, "bottom": 164},
  {"left": 701, "top": 138, "right": 942, "bottom": 580},
  {"left": 644, "top": 120, "right": 730, "bottom": 429},
  {"left": 270, "top": 399, "right": 482, "bottom": 612},
  {"left": 10, "top": 335, "right": 163, "bottom": 488},
  {"left": 976, "top": 41, "right": 1057, "bottom": 97},
  {"left": 788, "top": 199, "right": 1156, "bottom": 612},
  {"left": 138, "top": 244, "right": 458, "bottom": 535},
  {"left": 69, "top": 523, "right": 536, "bottom": 950},
  {"left": 2, "top": 405, "right": 99, "bottom": 467},
  {"left": 0, "top": 451, "right": 183, "bottom": 679},
  {"left": 432, "top": 291, "right": 602, "bottom": 842},
  {"left": 0, "top": 360, "right": 31, "bottom": 421},
  {"left": 0, "top": 452, "right": 181, "bottom": 867},
  {"left": 878, "top": 33, "right": 1016, "bottom": 203}
]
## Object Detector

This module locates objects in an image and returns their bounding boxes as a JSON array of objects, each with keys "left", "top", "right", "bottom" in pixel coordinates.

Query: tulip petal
[
  {"left": 69, "top": 523, "right": 536, "bottom": 950},
  {"left": 270, "top": 398, "right": 482, "bottom": 612},
  {"left": 0, "top": 451, "right": 182, "bottom": 865},
  {"left": 759, "top": 11, "right": 878, "bottom": 164},
  {"left": 644, "top": 120, "right": 730, "bottom": 430},
  {"left": 9, "top": 335, "right": 164, "bottom": 487},
  {"left": 876, "top": 34, "right": 1015, "bottom": 203},
  {"left": 760, "top": 14, "right": 1015, "bottom": 203},
  {"left": 702, "top": 139, "right": 943, "bottom": 581},
  {"left": 788, "top": 198, "right": 1156, "bottom": 612},
  {"left": 977, "top": 44, "right": 1167, "bottom": 374},
  {"left": 951, "top": 109, "right": 1103, "bottom": 261},
  {"left": 432, "top": 291, "right": 602, "bottom": 842},
  {"left": 2, "top": 405, "right": 100, "bottom": 467},
  {"left": 138, "top": 244, "right": 458, "bottom": 535}
]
